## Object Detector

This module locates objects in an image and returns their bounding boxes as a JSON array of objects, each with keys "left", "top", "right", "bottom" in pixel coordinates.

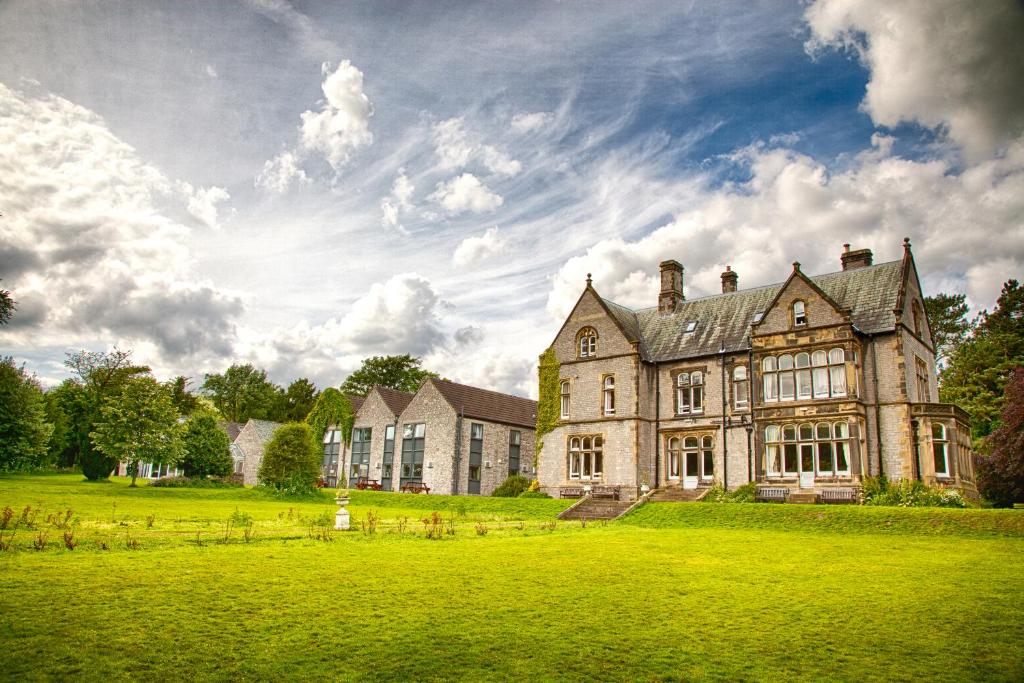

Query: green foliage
[
  {"left": 491, "top": 474, "right": 532, "bottom": 497},
  {"left": 90, "top": 376, "right": 184, "bottom": 487},
  {"left": 535, "top": 347, "right": 560, "bottom": 463},
  {"left": 860, "top": 476, "right": 965, "bottom": 508},
  {"left": 0, "top": 279, "right": 14, "bottom": 325},
  {"left": 283, "top": 378, "right": 319, "bottom": 423},
  {"left": 339, "top": 355, "right": 438, "bottom": 397},
  {"left": 305, "top": 388, "right": 354, "bottom": 444},
  {"left": 924, "top": 292, "right": 973, "bottom": 369},
  {"left": 975, "top": 368, "right": 1024, "bottom": 507},
  {"left": 258, "top": 423, "right": 320, "bottom": 492},
  {"left": 0, "top": 357, "right": 53, "bottom": 470},
  {"left": 940, "top": 280, "right": 1024, "bottom": 440},
  {"left": 167, "top": 376, "right": 200, "bottom": 416},
  {"left": 149, "top": 475, "right": 241, "bottom": 489},
  {"left": 701, "top": 482, "right": 757, "bottom": 503},
  {"left": 518, "top": 490, "right": 551, "bottom": 499},
  {"left": 201, "top": 364, "right": 283, "bottom": 423},
  {"left": 179, "top": 411, "right": 233, "bottom": 478}
]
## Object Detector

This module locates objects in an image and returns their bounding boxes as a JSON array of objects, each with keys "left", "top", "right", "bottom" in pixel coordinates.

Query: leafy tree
[
  {"left": 179, "top": 411, "right": 232, "bottom": 478},
  {"left": 0, "top": 357, "right": 53, "bottom": 470},
  {"left": 975, "top": 367, "right": 1024, "bottom": 507},
  {"left": 924, "top": 293, "right": 973, "bottom": 370},
  {"left": 305, "top": 388, "right": 355, "bottom": 444},
  {"left": 941, "top": 280, "right": 1024, "bottom": 440},
  {"left": 65, "top": 348, "right": 150, "bottom": 480},
  {"left": 168, "top": 376, "right": 200, "bottom": 416},
  {"left": 201, "top": 364, "right": 283, "bottom": 423},
  {"left": 90, "top": 375, "right": 183, "bottom": 487},
  {"left": 0, "top": 279, "right": 14, "bottom": 325},
  {"left": 339, "top": 355, "right": 439, "bottom": 397},
  {"left": 283, "top": 378, "right": 319, "bottom": 423},
  {"left": 258, "top": 422, "right": 320, "bottom": 491},
  {"left": 46, "top": 380, "right": 90, "bottom": 468}
]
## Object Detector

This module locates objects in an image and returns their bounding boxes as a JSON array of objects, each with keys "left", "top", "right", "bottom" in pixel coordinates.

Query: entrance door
[
  {"left": 799, "top": 443, "right": 815, "bottom": 488},
  {"left": 683, "top": 451, "right": 700, "bottom": 489}
]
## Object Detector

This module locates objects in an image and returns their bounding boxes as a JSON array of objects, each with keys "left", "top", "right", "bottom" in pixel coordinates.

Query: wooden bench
[
  {"left": 400, "top": 481, "right": 431, "bottom": 494},
  {"left": 755, "top": 487, "right": 790, "bottom": 503},
  {"left": 591, "top": 485, "right": 621, "bottom": 500},
  {"left": 354, "top": 477, "right": 382, "bottom": 491},
  {"left": 559, "top": 486, "right": 584, "bottom": 499},
  {"left": 820, "top": 488, "right": 858, "bottom": 504}
]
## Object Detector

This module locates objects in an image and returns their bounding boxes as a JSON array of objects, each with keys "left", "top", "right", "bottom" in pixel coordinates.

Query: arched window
[
  {"left": 778, "top": 354, "right": 795, "bottom": 401},
  {"left": 932, "top": 423, "right": 949, "bottom": 477},
  {"left": 566, "top": 434, "right": 602, "bottom": 481},
  {"left": 795, "top": 353, "right": 812, "bottom": 399},
  {"left": 701, "top": 435, "right": 714, "bottom": 479},
  {"left": 602, "top": 375, "right": 615, "bottom": 415},
  {"left": 733, "top": 366, "right": 749, "bottom": 409},
  {"left": 762, "top": 348, "right": 846, "bottom": 402},
  {"left": 764, "top": 426, "right": 781, "bottom": 475},
  {"left": 577, "top": 328, "right": 598, "bottom": 358},
  {"left": 793, "top": 300, "right": 807, "bottom": 326},
  {"left": 668, "top": 437, "right": 681, "bottom": 479},
  {"left": 764, "top": 421, "right": 850, "bottom": 478},
  {"left": 559, "top": 380, "right": 570, "bottom": 418}
]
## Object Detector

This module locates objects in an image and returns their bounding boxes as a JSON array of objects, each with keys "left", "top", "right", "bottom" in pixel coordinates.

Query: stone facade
[
  {"left": 538, "top": 241, "right": 977, "bottom": 502},
  {"left": 237, "top": 419, "right": 283, "bottom": 486}
]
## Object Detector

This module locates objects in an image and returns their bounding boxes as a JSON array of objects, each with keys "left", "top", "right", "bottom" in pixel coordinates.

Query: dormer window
[
  {"left": 577, "top": 327, "right": 598, "bottom": 358},
  {"left": 793, "top": 300, "right": 807, "bottom": 326},
  {"left": 684, "top": 321, "right": 697, "bottom": 333}
]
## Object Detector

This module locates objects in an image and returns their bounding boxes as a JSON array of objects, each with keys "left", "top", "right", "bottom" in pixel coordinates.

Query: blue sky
[{"left": 1, "top": 0, "right": 1022, "bottom": 396}]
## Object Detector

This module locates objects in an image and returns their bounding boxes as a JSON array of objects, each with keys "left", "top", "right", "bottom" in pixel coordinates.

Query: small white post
[{"left": 334, "top": 491, "right": 350, "bottom": 531}]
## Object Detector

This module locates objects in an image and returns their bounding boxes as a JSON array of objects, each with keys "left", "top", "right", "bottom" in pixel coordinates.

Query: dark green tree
[
  {"left": 283, "top": 378, "right": 319, "bottom": 423},
  {"left": 924, "top": 292, "right": 974, "bottom": 370},
  {"left": 0, "top": 357, "right": 53, "bottom": 470},
  {"left": 64, "top": 348, "right": 150, "bottom": 480},
  {"left": 90, "top": 375, "right": 183, "bottom": 487},
  {"left": 975, "top": 368, "right": 1024, "bottom": 507},
  {"left": 305, "top": 388, "right": 355, "bottom": 444},
  {"left": 258, "top": 422, "right": 320, "bottom": 491},
  {"left": 339, "top": 355, "right": 438, "bottom": 397},
  {"left": 179, "top": 410, "right": 232, "bottom": 478},
  {"left": 168, "top": 376, "right": 200, "bottom": 416},
  {"left": 0, "top": 279, "right": 14, "bottom": 325},
  {"left": 201, "top": 364, "right": 283, "bottom": 423}
]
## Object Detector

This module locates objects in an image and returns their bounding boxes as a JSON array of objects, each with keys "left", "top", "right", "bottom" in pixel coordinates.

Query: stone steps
[
  {"left": 558, "top": 499, "right": 634, "bottom": 521},
  {"left": 648, "top": 487, "right": 708, "bottom": 503},
  {"left": 787, "top": 491, "right": 819, "bottom": 504}
]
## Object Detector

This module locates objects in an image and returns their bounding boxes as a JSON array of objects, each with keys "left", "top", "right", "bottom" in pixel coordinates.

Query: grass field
[{"left": 1, "top": 474, "right": 1022, "bottom": 682}]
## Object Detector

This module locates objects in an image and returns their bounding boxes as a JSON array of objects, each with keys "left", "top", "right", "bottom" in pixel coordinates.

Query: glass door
[
  {"left": 683, "top": 451, "right": 700, "bottom": 489},
  {"left": 799, "top": 443, "right": 815, "bottom": 488}
]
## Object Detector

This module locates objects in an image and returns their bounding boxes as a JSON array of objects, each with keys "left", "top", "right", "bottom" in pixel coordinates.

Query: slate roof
[
  {"left": 428, "top": 378, "right": 537, "bottom": 429},
  {"left": 604, "top": 260, "right": 905, "bottom": 362},
  {"left": 348, "top": 395, "right": 365, "bottom": 413},
  {"left": 373, "top": 386, "right": 415, "bottom": 416},
  {"left": 219, "top": 421, "right": 244, "bottom": 442},
  {"left": 248, "top": 419, "right": 283, "bottom": 443}
]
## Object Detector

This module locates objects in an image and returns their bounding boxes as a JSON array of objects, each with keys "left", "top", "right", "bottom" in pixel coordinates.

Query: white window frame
[
  {"left": 602, "top": 375, "right": 615, "bottom": 416},
  {"left": 932, "top": 423, "right": 949, "bottom": 477},
  {"left": 793, "top": 300, "right": 807, "bottom": 326},
  {"left": 560, "top": 380, "right": 570, "bottom": 419},
  {"left": 733, "top": 366, "right": 748, "bottom": 409}
]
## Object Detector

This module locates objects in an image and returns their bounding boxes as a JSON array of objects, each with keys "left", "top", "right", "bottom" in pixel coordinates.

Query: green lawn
[{"left": 1, "top": 474, "right": 1022, "bottom": 682}]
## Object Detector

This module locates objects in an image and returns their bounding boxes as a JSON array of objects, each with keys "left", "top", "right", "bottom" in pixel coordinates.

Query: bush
[
  {"left": 150, "top": 475, "right": 241, "bottom": 489},
  {"left": 179, "top": 412, "right": 233, "bottom": 478},
  {"left": 861, "top": 476, "right": 965, "bottom": 508},
  {"left": 701, "top": 482, "right": 757, "bottom": 503},
  {"left": 258, "top": 423, "right": 321, "bottom": 493},
  {"left": 519, "top": 490, "right": 551, "bottom": 499},
  {"left": 492, "top": 474, "right": 531, "bottom": 497}
]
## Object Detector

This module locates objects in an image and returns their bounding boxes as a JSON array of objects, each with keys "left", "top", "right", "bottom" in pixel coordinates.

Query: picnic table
[
  {"left": 400, "top": 481, "right": 431, "bottom": 494},
  {"left": 354, "top": 477, "right": 383, "bottom": 491}
]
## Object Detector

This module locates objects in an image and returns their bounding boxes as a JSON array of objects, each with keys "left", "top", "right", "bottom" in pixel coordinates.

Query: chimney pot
[
  {"left": 658, "top": 260, "right": 684, "bottom": 313},
  {"left": 841, "top": 247, "right": 873, "bottom": 270},
  {"left": 721, "top": 265, "right": 739, "bottom": 293}
]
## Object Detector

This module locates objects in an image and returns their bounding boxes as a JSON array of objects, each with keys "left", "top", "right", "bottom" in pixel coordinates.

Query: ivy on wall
[
  {"left": 535, "top": 347, "right": 561, "bottom": 467},
  {"left": 305, "top": 388, "right": 355, "bottom": 445}
]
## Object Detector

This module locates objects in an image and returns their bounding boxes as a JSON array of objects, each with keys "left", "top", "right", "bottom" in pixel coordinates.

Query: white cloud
[
  {"left": 205, "top": 64, "right": 218, "bottom": 78},
  {"left": 335, "top": 273, "right": 446, "bottom": 356},
  {"left": 511, "top": 111, "right": 554, "bottom": 134},
  {"left": 432, "top": 117, "right": 521, "bottom": 177},
  {"left": 430, "top": 173, "right": 503, "bottom": 215},
  {"left": 379, "top": 169, "right": 414, "bottom": 234},
  {"left": 299, "top": 60, "right": 374, "bottom": 170},
  {"left": 183, "top": 184, "right": 231, "bottom": 229},
  {"left": 255, "top": 151, "right": 310, "bottom": 193},
  {"left": 453, "top": 227, "right": 507, "bottom": 266},
  {"left": 805, "top": 0, "right": 1024, "bottom": 160}
]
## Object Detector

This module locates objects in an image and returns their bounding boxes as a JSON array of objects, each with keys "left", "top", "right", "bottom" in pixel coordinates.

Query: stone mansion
[{"left": 536, "top": 240, "right": 977, "bottom": 502}]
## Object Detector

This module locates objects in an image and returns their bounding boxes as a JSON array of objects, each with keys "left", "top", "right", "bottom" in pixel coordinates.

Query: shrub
[
  {"left": 492, "top": 474, "right": 531, "bottom": 497},
  {"left": 150, "top": 475, "right": 241, "bottom": 488},
  {"left": 701, "top": 482, "right": 757, "bottom": 503},
  {"left": 519, "top": 490, "right": 551, "bottom": 499},
  {"left": 179, "top": 411, "right": 233, "bottom": 478},
  {"left": 258, "top": 423, "right": 320, "bottom": 493},
  {"left": 861, "top": 476, "right": 965, "bottom": 508}
]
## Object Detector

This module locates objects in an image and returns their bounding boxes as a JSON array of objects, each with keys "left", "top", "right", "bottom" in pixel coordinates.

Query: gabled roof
[
  {"left": 348, "top": 395, "right": 365, "bottom": 413},
  {"left": 219, "top": 421, "right": 244, "bottom": 442},
  {"left": 607, "top": 259, "right": 905, "bottom": 362},
  {"left": 246, "top": 419, "right": 283, "bottom": 443},
  {"left": 427, "top": 378, "right": 537, "bottom": 429},
  {"left": 372, "top": 386, "right": 414, "bottom": 417}
]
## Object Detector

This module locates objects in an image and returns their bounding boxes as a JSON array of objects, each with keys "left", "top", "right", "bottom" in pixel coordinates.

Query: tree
[
  {"left": 65, "top": 348, "right": 150, "bottom": 480},
  {"left": 975, "top": 367, "right": 1024, "bottom": 507},
  {"left": 201, "top": 364, "right": 282, "bottom": 423},
  {"left": 924, "top": 293, "right": 973, "bottom": 370},
  {"left": 0, "top": 357, "right": 53, "bottom": 470},
  {"left": 941, "top": 280, "right": 1024, "bottom": 440},
  {"left": 46, "top": 380, "right": 90, "bottom": 468},
  {"left": 179, "top": 410, "right": 232, "bottom": 478},
  {"left": 0, "top": 279, "right": 14, "bottom": 325},
  {"left": 258, "top": 422, "right": 320, "bottom": 491},
  {"left": 305, "top": 388, "right": 355, "bottom": 444},
  {"left": 168, "top": 376, "right": 200, "bottom": 416},
  {"left": 90, "top": 375, "right": 183, "bottom": 487},
  {"left": 339, "top": 355, "right": 439, "bottom": 397},
  {"left": 283, "top": 378, "right": 319, "bottom": 423}
]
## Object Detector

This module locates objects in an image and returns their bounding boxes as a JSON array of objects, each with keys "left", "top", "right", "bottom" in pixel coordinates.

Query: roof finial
[
  {"left": 586, "top": 272, "right": 592, "bottom": 287},
  {"left": 903, "top": 236, "right": 912, "bottom": 251},
  {"left": 792, "top": 261, "right": 801, "bottom": 271}
]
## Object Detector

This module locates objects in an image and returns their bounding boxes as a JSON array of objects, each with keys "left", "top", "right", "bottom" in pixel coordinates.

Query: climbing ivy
[
  {"left": 535, "top": 347, "right": 561, "bottom": 466},
  {"left": 305, "top": 388, "right": 355, "bottom": 445}
]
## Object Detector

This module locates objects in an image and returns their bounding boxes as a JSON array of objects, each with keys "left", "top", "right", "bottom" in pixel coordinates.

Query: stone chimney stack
[
  {"left": 721, "top": 265, "right": 738, "bottom": 293},
  {"left": 659, "top": 260, "right": 684, "bottom": 313},
  {"left": 841, "top": 244, "right": 873, "bottom": 270}
]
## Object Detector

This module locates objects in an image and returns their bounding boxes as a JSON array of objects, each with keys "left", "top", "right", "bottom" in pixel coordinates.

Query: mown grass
[{"left": 1, "top": 474, "right": 1022, "bottom": 682}]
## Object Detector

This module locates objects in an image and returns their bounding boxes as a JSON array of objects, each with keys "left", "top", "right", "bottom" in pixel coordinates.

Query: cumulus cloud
[
  {"left": 433, "top": 117, "right": 521, "bottom": 177},
  {"left": 379, "top": 169, "right": 414, "bottom": 234},
  {"left": 335, "top": 273, "right": 446, "bottom": 356},
  {"left": 547, "top": 139, "right": 1024, "bottom": 318},
  {"left": 0, "top": 82, "right": 241, "bottom": 362},
  {"left": 452, "top": 227, "right": 507, "bottom": 266},
  {"left": 255, "top": 151, "right": 310, "bottom": 193},
  {"left": 804, "top": 0, "right": 1024, "bottom": 160},
  {"left": 299, "top": 60, "right": 374, "bottom": 170},
  {"left": 430, "top": 173, "right": 503, "bottom": 215}
]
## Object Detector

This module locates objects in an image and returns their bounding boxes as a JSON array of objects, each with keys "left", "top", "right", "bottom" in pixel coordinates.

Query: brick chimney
[
  {"left": 841, "top": 244, "right": 873, "bottom": 270},
  {"left": 659, "top": 260, "right": 684, "bottom": 313},
  {"left": 721, "top": 265, "right": 738, "bottom": 293}
]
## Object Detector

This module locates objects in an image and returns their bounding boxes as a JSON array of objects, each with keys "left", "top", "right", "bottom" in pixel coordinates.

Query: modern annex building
[{"left": 537, "top": 240, "right": 976, "bottom": 502}]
